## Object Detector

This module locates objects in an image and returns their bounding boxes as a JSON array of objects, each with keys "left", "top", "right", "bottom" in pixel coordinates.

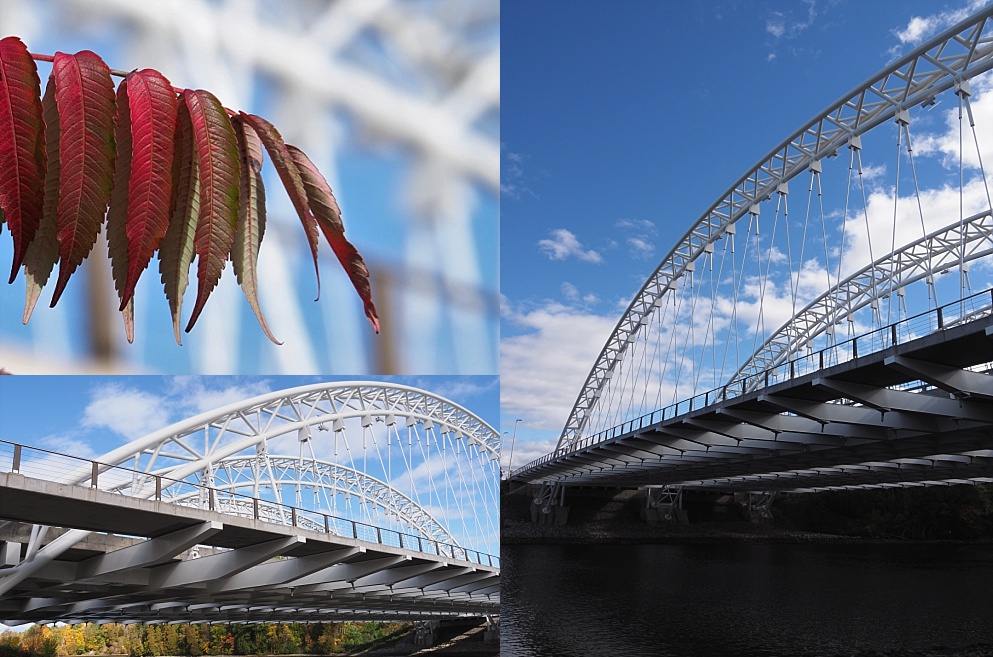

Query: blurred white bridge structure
[
  {"left": 0, "top": 382, "right": 499, "bottom": 624},
  {"left": 512, "top": 6, "right": 993, "bottom": 517}
]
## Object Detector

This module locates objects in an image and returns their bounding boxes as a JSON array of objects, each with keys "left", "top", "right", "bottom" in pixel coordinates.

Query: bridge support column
[
  {"left": 1, "top": 541, "right": 20, "bottom": 568},
  {"left": 483, "top": 616, "right": 499, "bottom": 644},
  {"left": 736, "top": 492, "right": 777, "bottom": 523},
  {"left": 530, "top": 483, "right": 569, "bottom": 525},
  {"left": 640, "top": 486, "right": 687, "bottom": 524},
  {"left": 413, "top": 620, "right": 440, "bottom": 647}
]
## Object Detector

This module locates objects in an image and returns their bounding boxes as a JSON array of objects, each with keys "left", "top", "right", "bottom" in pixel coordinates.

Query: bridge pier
[
  {"left": 530, "top": 482, "right": 570, "bottom": 525},
  {"left": 413, "top": 620, "right": 440, "bottom": 646},
  {"left": 640, "top": 486, "right": 688, "bottom": 525},
  {"left": 736, "top": 492, "right": 777, "bottom": 523},
  {"left": 484, "top": 616, "right": 499, "bottom": 645}
]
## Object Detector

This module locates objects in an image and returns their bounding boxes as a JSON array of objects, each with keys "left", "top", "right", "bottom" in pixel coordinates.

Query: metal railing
[
  {"left": 0, "top": 439, "right": 499, "bottom": 569},
  {"left": 513, "top": 286, "right": 993, "bottom": 478}
]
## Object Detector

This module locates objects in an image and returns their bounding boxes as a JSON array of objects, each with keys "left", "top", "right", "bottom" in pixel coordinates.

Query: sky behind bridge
[
  {"left": 500, "top": 0, "right": 993, "bottom": 471},
  {"left": 0, "top": 375, "right": 499, "bottom": 459}
]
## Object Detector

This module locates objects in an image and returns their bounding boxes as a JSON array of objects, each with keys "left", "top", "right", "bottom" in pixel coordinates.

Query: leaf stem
[{"left": 30, "top": 51, "right": 236, "bottom": 115}]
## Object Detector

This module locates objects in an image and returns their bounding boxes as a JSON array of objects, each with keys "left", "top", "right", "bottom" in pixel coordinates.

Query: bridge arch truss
[{"left": 556, "top": 5, "right": 993, "bottom": 455}]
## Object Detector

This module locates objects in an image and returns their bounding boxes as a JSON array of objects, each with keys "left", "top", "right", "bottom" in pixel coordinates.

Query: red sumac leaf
[
  {"left": 50, "top": 50, "right": 117, "bottom": 307},
  {"left": 239, "top": 112, "right": 321, "bottom": 299},
  {"left": 21, "top": 75, "right": 60, "bottom": 323},
  {"left": 119, "top": 69, "right": 179, "bottom": 309},
  {"left": 183, "top": 89, "right": 240, "bottom": 333},
  {"left": 231, "top": 115, "right": 280, "bottom": 345},
  {"left": 0, "top": 36, "right": 46, "bottom": 283},
  {"left": 159, "top": 101, "right": 200, "bottom": 345},
  {"left": 287, "top": 145, "right": 380, "bottom": 333},
  {"left": 106, "top": 78, "right": 134, "bottom": 341}
]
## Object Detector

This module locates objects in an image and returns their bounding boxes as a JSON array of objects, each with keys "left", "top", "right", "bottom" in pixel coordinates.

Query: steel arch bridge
[
  {"left": 513, "top": 5, "right": 993, "bottom": 499},
  {"left": 0, "top": 381, "right": 500, "bottom": 624}
]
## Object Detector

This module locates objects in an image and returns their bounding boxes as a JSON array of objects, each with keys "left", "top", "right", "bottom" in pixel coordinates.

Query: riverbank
[{"left": 501, "top": 484, "right": 993, "bottom": 545}]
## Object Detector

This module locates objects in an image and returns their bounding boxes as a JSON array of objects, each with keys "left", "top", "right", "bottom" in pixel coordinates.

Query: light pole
[
  {"left": 501, "top": 432, "right": 509, "bottom": 479},
  {"left": 508, "top": 419, "right": 522, "bottom": 475}
]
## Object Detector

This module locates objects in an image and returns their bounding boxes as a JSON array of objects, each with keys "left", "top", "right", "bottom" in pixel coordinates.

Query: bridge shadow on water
[{"left": 501, "top": 540, "right": 993, "bottom": 657}]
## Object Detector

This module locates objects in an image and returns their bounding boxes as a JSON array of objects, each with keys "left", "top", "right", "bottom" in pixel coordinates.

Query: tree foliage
[
  {"left": 0, "top": 621, "right": 410, "bottom": 657},
  {"left": 775, "top": 483, "right": 993, "bottom": 539},
  {"left": 0, "top": 36, "right": 379, "bottom": 345}
]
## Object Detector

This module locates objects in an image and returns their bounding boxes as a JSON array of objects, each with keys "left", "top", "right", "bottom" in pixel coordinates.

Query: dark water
[{"left": 501, "top": 542, "right": 993, "bottom": 656}]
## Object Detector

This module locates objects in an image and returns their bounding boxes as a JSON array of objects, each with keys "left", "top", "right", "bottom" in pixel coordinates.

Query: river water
[{"left": 501, "top": 542, "right": 993, "bottom": 656}]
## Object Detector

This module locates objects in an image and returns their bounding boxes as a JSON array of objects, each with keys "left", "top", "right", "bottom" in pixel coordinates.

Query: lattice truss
[
  {"left": 30, "top": 382, "right": 501, "bottom": 557},
  {"left": 0, "top": 0, "right": 499, "bottom": 374},
  {"left": 559, "top": 5, "right": 993, "bottom": 451}
]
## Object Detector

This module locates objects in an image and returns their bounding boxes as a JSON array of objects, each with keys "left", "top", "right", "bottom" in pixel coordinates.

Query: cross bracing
[
  {"left": 0, "top": 477, "right": 498, "bottom": 624},
  {"left": 555, "top": 3, "right": 993, "bottom": 457},
  {"left": 158, "top": 457, "right": 455, "bottom": 547},
  {"left": 734, "top": 208, "right": 993, "bottom": 386}
]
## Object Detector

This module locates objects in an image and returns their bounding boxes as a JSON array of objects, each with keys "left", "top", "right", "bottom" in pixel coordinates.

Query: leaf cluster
[{"left": 0, "top": 36, "right": 379, "bottom": 345}]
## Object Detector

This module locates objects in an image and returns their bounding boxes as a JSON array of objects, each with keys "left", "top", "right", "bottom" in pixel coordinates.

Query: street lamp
[
  {"left": 509, "top": 419, "right": 522, "bottom": 475},
  {"left": 501, "top": 431, "right": 509, "bottom": 479}
]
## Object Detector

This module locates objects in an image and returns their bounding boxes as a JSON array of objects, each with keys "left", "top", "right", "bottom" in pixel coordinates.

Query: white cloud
[
  {"left": 165, "top": 377, "right": 274, "bottom": 415},
  {"left": 561, "top": 282, "right": 599, "bottom": 305},
  {"left": 627, "top": 237, "right": 655, "bottom": 258},
  {"left": 615, "top": 219, "right": 655, "bottom": 232},
  {"left": 616, "top": 218, "right": 657, "bottom": 258},
  {"left": 501, "top": 145, "right": 538, "bottom": 200},
  {"left": 538, "top": 229, "right": 603, "bottom": 263},
  {"left": 501, "top": 300, "right": 617, "bottom": 438},
  {"left": 82, "top": 384, "right": 173, "bottom": 441},
  {"left": 893, "top": 1, "right": 986, "bottom": 45},
  {"left": 766, "top": 16, "right": 785, "bottom": 38},
  {"left": 765, "top": 0, "right": 816, "bottom": 40},
  {"left": 913, "top": 72, "right": 993, "bottom": 170}
]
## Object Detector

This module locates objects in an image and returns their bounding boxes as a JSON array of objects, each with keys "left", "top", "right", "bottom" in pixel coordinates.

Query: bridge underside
[
  {"left": 516, "top": 317, "right": 993, "bottom": 493},
  {"left": 0, "top": 474, "right": 498, "bottom": 625}
]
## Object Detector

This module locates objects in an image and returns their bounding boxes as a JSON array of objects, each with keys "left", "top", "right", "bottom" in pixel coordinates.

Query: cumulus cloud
[
  {"left": 80, "top": 378, "right": 275, "bottom": 446},
  {"left": 538, "top": 228, "right": 603, "bottom": 263},
  {"left": 501, "top": 301, "right": 617, "bottom": 440},
  {"left": 913, "top": 72, "right": 993, "bottom": 170},
  {"left": 166, "top": 377, "right": 275, "bottom": 415},
  {"left": 82, "top": 384, "right": 173, "bottom": 441},
  {"left": 893, "top": 0, "right": 986, "bottom": 45}
]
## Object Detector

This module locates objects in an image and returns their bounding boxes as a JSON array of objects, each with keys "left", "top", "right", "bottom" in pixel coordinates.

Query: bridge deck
[
  {"left": 0, "top": 473, "right": 498, "bottom": 625},
  {"left": 514, "top": 317, "right": 993, "bottom": 492}
]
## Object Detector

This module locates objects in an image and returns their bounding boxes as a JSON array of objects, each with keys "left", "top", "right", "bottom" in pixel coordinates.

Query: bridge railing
[
  {"left": 0, "top": 439, "right": 499, "bottom": 569},
  {"left": 513, "top": 286, "right": 993, "bottom": 477}
]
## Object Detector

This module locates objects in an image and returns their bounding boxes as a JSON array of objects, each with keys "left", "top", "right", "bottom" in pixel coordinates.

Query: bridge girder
[
  {"left": 0, "top": 476, "right": 498, "bottom": 625},
  {"left": 518, "top": 315, "right": 993, "bottom": 493}
]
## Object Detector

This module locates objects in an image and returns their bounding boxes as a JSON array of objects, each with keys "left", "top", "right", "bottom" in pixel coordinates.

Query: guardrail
[
  {"left": 0, "top": 439, "right": 499, "bottom": 569},
  {"left": 513, "top": 286, "right": 993, "bottom": 478}
]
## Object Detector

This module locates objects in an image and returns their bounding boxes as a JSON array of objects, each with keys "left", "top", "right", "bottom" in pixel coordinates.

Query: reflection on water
[{"left": 501, "top": 543, "right": 993, "bottom": 657}]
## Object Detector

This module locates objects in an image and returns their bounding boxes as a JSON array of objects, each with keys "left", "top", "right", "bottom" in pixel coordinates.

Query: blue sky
[{"left": 500, "top": 0, "right": 993, "bottom": 468}]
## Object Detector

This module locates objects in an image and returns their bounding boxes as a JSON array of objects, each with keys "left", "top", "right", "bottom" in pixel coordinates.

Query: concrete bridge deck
[
  {"left": 0, "top": 472, "right": 499, "bottom": 625},
  {"left": 514, "top": 316, "right": 993, "bottom": 493}
]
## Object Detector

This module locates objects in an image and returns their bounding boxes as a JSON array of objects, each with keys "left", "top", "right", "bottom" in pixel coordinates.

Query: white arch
[
  {"left": 557, "top": 5, "right": 993, "bottom": 451},
  {"left": 732, "top": 208, "right": 993, "bottom": 387},
  {"left": 61, "top": 381, "right": 498, "bottom": 551},
  {"left": 113, "top": 456, "right": 457, "bottom": 546}
]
